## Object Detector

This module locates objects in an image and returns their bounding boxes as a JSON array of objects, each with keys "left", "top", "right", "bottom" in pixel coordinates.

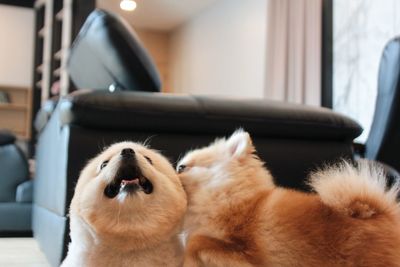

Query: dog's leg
[{"left": 184, "top": 234, "right": 255, "bottom": 267}]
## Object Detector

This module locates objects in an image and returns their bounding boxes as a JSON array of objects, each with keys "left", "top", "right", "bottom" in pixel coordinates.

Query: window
[{"left": 333, "top": 0, "right": 400, "bottom": 142}]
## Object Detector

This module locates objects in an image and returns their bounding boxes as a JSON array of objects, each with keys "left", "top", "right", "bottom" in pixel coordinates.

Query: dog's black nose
[
  {"left": 121, "top": 148, "right": 135, "bottom": 158},
  {"left": 177, "top": 165, "right": 186, "bottom": 173}
]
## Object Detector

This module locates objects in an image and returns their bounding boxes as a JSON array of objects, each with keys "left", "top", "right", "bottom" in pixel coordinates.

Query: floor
[{"left": 0, "top": 238, "right": 50, "bottom": 267}]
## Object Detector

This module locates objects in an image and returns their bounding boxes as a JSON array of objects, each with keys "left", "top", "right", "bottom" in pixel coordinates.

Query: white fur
[
  {"left": 117, "top": 190, "right": 128, "bottom": 203},
  {"left": 61, "top": 216, "right": 183, "bottom": 267},
  {"left": 310, "top": 160, "right": 400, "bottom": 217},
  {"left": 226, "top": 129, "right": 252, "bottom": 158}
]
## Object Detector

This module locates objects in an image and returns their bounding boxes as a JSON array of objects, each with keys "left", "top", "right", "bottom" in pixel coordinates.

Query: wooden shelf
[
  {"left": 0, "top": 103, "right": 27, "bottom": 111},
  {"left": 0, "top": 86, "right": 29, "bottom": 91},
  {"left": 0, "top": 86, "right": 32, "bottom": 139}
]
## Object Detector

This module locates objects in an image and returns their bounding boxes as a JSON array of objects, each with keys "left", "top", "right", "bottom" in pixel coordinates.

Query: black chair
[
  {"left": 364, "top": 37, "right": 400, "bottom": 173},
  {"left": 0, "top": 130, "right": 33, "bottom": 236}
]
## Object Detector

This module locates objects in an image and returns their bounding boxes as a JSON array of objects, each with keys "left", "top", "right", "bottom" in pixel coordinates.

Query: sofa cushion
[
  {"left": 0, "top": 202, "right": 31, "bottom": 232},
  {"left": 59, "top": 91, "right": 362, "bottom": 141}
]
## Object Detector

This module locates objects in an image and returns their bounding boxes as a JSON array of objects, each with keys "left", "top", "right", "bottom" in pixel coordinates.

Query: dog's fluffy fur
[
  {"left": 178, "top": 130, "right": 400, "bottom": 267},
  {"left": 62, "top": 142, "right": 187, "bottom": 267}
]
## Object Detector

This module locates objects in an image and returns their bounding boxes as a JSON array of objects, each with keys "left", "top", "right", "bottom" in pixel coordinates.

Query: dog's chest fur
[
  {"left": 62, "top": 218, "right": 183, "bottom": 267},
  {"left": 88, "top": 245, "right": 181, "bottom": 267},
  {"left": 63, "top": 238, "right": 183, "bottom": 267}
]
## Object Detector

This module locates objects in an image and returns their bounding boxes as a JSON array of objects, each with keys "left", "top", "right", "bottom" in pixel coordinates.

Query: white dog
[{"left": 61, "top": 142, "right": 187, "bottom": 267}]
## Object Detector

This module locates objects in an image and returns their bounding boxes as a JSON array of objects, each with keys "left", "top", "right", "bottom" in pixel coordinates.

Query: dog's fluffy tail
[{"left": 310, "top": 160, "right": 400, "bottom": 219}]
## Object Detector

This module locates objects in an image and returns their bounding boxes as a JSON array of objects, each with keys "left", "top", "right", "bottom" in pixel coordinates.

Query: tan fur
[
  {"left": 178, "top": 130, "right": 400, "bottom": 267},
  {"left": 61, "top": 142, "right": 187, "bottom": 267},
  {"left": 309, "top": 160, "right": 400, "bottom": 219}
]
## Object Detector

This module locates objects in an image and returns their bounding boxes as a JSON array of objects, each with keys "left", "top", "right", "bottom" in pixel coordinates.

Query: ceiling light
[{"left": 120, "top": 0, "right": 137, "bottom": 11}]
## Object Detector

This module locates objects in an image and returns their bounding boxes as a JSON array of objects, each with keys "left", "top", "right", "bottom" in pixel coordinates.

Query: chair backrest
[
  {"left": 0, "top": 144, "right": 29, "bottom": 202},
  {"left": 68, "top": 9, "right": 161, "bottom": 92},
  {"left": 365, "top": 37, "right": 400, "bottom": 171}
]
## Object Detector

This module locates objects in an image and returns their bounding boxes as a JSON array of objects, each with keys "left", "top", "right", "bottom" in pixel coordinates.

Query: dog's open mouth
[{"left": 104, "top": 164, "right": 153, "bottom": 199}]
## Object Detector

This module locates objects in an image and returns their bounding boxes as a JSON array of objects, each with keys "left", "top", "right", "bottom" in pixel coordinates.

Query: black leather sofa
[
  {"left": 33, "top": 91, "right": 361, "bottom": 266},
  {"left": 32, "top": 10, "right": 362, "bottom": 266}
]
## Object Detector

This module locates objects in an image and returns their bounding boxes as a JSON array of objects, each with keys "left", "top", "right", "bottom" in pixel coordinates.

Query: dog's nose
[
  {"left": 121, "top": 148, "right": 135, "bottom": 158},
  {"left": 177, "top": 165, "right": 186, "bottom": 173}
]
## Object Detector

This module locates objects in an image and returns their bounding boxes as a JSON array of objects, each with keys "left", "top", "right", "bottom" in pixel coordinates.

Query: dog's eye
[
  {"left": 177, "top": 165, "right": 186, "bottom": 173},
  {"left": 144, "top": 156, "right": 153, "bottom": 165},
  {"left": 100, "top": 160, "right": 109, "bottom": 170}
]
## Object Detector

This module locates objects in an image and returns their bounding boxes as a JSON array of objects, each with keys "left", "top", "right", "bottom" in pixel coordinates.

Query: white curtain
[{"left": 265, "top": 0, "right": 322, "bottom": 106}]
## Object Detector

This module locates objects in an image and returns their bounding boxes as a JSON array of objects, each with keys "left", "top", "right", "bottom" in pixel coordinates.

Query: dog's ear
[{"left": 226, "top": 129, "right": 254, "bottom": 158}]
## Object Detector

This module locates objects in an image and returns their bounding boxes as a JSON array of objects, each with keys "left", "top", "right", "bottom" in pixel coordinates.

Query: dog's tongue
[{"left": 121, "top": 178, "right": 139, "bottom": 186}]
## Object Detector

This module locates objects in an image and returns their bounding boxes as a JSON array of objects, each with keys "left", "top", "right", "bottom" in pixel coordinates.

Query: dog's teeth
[{"left": 120, "top": 182, "right": 126, "bottom": 190}]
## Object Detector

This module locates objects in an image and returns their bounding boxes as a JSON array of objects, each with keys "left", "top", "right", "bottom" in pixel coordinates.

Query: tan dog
[
  {"left": 61, "top": 142, "right": 187, "bottom": 267},
  {"left": 177, "top": 130, "right": 400, "bottom": 267}
]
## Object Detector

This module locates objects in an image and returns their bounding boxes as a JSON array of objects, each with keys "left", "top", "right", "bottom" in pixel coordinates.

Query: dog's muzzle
[{"left": 104, "top": 148, "right": 153, "bottom": 198}]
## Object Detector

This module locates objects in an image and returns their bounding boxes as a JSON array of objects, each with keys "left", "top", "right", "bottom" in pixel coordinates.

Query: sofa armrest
[
  {"left": 58, "top": 90, "right": 363, "bottom": 141},
  {"left": 16, "top": 180, "right": 33, "bottom": 203}
]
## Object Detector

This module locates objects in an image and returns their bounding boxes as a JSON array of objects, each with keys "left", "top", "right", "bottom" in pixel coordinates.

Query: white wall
[
  {"left": 169, "top": 0, "right": 268, "bottom": 98},
  {"left": 0, "top": 5, "right": 34, "bottom": 88}
]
